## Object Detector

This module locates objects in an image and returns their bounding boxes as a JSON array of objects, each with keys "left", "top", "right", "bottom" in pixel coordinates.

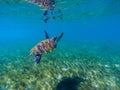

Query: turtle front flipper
[
  {"left": 44, "top": 30, "right": 49, "bottom": 39},
  {"left": 56, "top": 32, "right": 64, "bottom": 43},
  {"left": 34, "top": 54, "right": 42, "bottom": 64}
]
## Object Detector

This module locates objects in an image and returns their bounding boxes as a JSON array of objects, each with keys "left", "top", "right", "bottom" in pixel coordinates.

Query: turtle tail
[{"left": 56, "top": 32, "right": 64, "bottom": 43}]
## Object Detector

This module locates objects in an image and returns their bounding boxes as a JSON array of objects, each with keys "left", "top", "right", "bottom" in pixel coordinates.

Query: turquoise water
[{"left": 0, "top": 0, "right": 120, "bottom": 90}]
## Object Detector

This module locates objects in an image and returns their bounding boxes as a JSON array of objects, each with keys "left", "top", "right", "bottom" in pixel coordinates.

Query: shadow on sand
[{"left": 56, "top": 77, "right": 85, "bottom": 90}]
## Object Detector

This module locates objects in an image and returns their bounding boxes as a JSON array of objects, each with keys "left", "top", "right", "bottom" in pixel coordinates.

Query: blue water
[
  {"left": 0, "top": 0, "right": 120, "bottom": 90},
  {"left": 0, "top": 15, "right": 120, "bottom": 43}
]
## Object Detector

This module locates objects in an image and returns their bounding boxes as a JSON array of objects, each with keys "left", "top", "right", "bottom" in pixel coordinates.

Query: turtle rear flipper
[
  {"left": 34, "top": 54, "right": 42, "bottom": 64},
  {"left": 44, "top": 30, "right": 49, "bottom": 39},
  {"left": 56, "top": 32, "right": 64, "bottom": 43}
]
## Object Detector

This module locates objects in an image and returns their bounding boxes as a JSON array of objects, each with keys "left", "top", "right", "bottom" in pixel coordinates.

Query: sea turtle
[
  {"left": 27, "top": 0, "right": 55, "bottom": 11},
  {"left": 30, "top": 30, "right": 63, "bottom": 64},
  {"left": 27, "top": 0, "right": 62, "bottom": 23}
]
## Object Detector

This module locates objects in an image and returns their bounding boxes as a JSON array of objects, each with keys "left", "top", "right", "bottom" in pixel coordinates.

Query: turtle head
[{"left": 52, "top": 36, "right": 57, "bottom": 42}]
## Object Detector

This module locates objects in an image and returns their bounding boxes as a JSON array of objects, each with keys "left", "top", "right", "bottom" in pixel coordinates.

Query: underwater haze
[{"left": 0, "top": 0, "right": 120, "bottom": 90}]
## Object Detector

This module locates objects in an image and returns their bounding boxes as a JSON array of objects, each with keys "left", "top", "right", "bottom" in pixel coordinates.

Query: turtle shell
[
  {"left": 30, "top": 39, "right": 56, "bottom": 55},
  {"left": 27, "top": 0, "right": 55, "bottom": 10}
]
